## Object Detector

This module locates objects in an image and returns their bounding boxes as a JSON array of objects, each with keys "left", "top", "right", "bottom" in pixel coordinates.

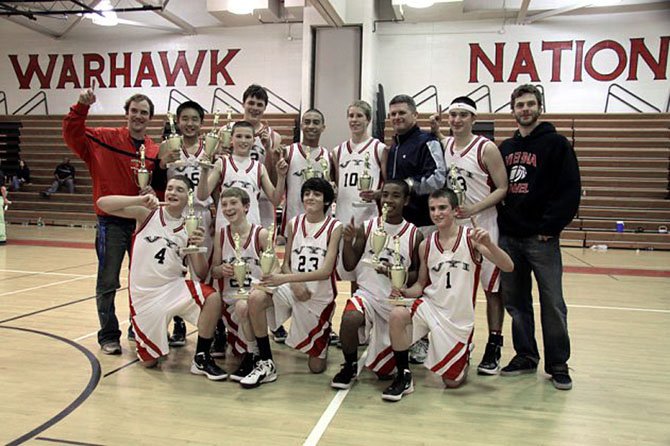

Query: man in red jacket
[{"left": 63, "top": 88, "right": 160, "bottom": 355}]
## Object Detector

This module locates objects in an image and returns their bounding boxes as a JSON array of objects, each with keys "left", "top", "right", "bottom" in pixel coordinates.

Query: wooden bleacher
[
  {"left": 386, "top": 112, "right": 670, "bottom": 250},
  {"left": 0, "top": 113, "right": 297, "bottom": 227}
]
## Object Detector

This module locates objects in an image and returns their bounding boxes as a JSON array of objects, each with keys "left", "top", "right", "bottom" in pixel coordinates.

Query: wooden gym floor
[{"left": 1, "top": 225, "right": 669, "bottom": 446}]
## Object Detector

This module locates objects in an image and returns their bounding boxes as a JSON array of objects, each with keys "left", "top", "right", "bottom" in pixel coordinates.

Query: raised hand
[
  {"left": 276, "top": 157, "right": 289, "bottom": 177},
  {"left": 343, "top": 217, "right": 357, "bottom": 243},
  {"left": 429, "top": 112, "right": 441, "bottom": 137},
  {"left": 140, "top": 193, "right": 159, "bottom": 210}
]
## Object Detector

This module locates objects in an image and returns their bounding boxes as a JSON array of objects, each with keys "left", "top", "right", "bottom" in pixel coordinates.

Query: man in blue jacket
[
  {"left": 497, "top": 84, "right": 580, "bottom": 390},
  {"left": 386, "top": 94, "right": 446, "bottom": 234}
]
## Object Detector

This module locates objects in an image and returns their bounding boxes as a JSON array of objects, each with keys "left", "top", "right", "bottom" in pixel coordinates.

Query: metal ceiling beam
[
  {"left": 3, "top": 15, "right": 61, "bottom": 37},
  {"left": 524, "top": 1, "right": 590, "bottom": 24},
  {"left": 515, "top": 0, "right": 531, "bottom": 25},
  {"left": 136, "top": 0, "right": 196, "bottom": 35}
]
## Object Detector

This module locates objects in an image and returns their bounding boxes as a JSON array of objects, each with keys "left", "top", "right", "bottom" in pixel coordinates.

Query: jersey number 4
[{"left": 154, "top": 248, "right": 167, "bottom": 264}]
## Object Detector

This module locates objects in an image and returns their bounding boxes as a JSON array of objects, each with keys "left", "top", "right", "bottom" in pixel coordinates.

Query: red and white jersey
[
  {"left": 129, "top": 208, "right": 188, "bottom": 294},
  {"left": 288, "top": 214, "right": 341, "bottom": 305},
  {"left": 444, "top": 135, "right": 497, "bottom": 227},
  {"left": 215, "top": 224, "right": 263, "bottom": 300},
  {"left": 282, "top": 143, "right": 331, "bottom": 233},
  {"left": 355, "top": 217, "right": 418, "bottom": 301},
  {"left": 167, "top": 139, "right": 213, "bottom": 210},
  {"left": 334, "top": 137, "right": 385, "bottom": 225},
  {"left": 423, "top": 228, "right": 481, "bottom": 334},
  {"left": 215, "top": 156, "right": 262, "bottom": 234}
]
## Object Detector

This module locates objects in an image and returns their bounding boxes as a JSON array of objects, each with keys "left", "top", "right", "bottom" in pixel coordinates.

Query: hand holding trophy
[
  {"left": 255, "top": 223, "right": 277, "bottom": 293},
  {"left": 165, "top": 112, "right": 184, "bottom": 168},
  {"left": 200, "top": 109, "right": 221, "bottom": 169},
  {"left": 363, "top": 203, "right": 389, "bottom": 267},
  {"left": 354, "top": 152, "right": 373, "bottom": 207},
  {"left": 132, "top": 144, "right": 152, "bottom": 190},
  {"left": 219, "top": 107, "right": 234, "bottom": 152},
  {"left": 449, "top": 162, "right": 465, "bottom": 207},
  {"left": 389, "top": 236, "right": 410, "bottom": 306},
  {"left": 232, "top": 232, "right": 249, "bottom": 299},
  {"left": 182, "top": 190, "right": 208, "bottom": 255}
]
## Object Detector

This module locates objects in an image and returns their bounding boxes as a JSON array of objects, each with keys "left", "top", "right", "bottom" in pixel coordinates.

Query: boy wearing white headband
[{"left": 430, "top": 96, "right": 509, "bottom": 375}]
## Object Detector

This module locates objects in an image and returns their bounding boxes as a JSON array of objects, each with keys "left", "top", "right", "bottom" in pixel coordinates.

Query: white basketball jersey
[
  {"left": 130, "top": 208, "right": 188, "bottom": 292},
  {"left": 215, "top": 224, "right": 263, "bottom": 300},
  {"left": 283, "top": 143, "right": 331, "bottom": 231},
  {"left": 288, "top": 214, "right": 341, "bottom": 304},
  {"left": 334, "top": 137, "right": 385, "bottom": 225},
  {"left": 355, "top": 217, "right": 418, "bottom": 301},
  {"left": 167, "top": 139, "right": 214, "bottom": 210},
  {"left": 251, "top": 123, "right": 277, "bottom": 163},
  {"left": 444, "top": 135, "right": 497, "bottom": 227},
  {"left": 423, "top": 227, "right": 481, "bottom": 329},
  {"left": 215, "top": 156, "right": 262, "bottom": 234}
]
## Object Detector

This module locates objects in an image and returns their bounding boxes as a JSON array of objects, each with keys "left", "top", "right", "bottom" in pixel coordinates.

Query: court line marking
[
  {"left": 303, "top": 350, "right": 368, "bottom": 446},
  {"left": 35, "top": 437, "right": 104, "bottom": 446},
  {"left": 0, "top": 269, "right": 94, "bottom": 278},
  {"left": 0, "top": 325, "right": 101, "bottom": 446},
  {"left": 74, "top": 319, "right": 129, "bottom": 342},
  {"left": 0, "top": 275, "right": 97, "bottom": 297}
]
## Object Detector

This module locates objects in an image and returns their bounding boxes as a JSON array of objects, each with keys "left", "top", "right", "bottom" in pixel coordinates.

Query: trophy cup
[
  {"left": 182, "top": 190, "right": 208, "bottom": 255},
  {"left": 389, "top": 236, "right": 410, "bottom": 306},
  {"left": 232, "top": 232, "right": 249, "bottom": 299},
  {"left": 164, "top": 111, "right": 184, "bottom": 168},
  {"left": 133, "top": 144, "right": 152, "bottom": 189},
  {"left": 449, "top": 162, "right": 466, "bottom": 207},
  {"left": 219, "top": 106, "right": 233, "bottom": 149},
  {"left": 318, "top": 157, "right": 329, "bottom": 179},
  {"left": 200, "top": 109, "right": 221, "bottom": 169},
  {"left": 354, "top": 152, "right": 373, "bottom": 207},
  {"left": 255, "top": 223, "right": 277, "bottom": 293},
  {"left": 303, "top": 158, "right": 316, "bottom": 181},
  {"left": 363, "top": 203, "right": 389, "bottom": 267}
]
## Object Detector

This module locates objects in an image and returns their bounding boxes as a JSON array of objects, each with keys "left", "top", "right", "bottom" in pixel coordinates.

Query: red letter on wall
[
  {"left": 542, "top": 41, "right": 572, "bottom": 82},
  {"left": 8, "top": 54, "right": 58, "bottom": 89},
  {"left": 159, "top": 50, "right": 207, "bottom": 86},
  {"left": 584, "top": 40, "right": 627, "bottom": 81},
  {"left": 628, "top": 37, "right": 669, "bottom": 80},
  {"left": 469, "top": 43, "right": 504, "bottom": 83},
  {"left": 83, "top": 53, "right": 106, "bottom": 88},
  {"left": 209, "top": 49, "right": 240, "bottom": 86},
  {"left": 134, "top": 52, "right": 159, "bottom": 87},
  {"left": 56, "top": 54, "right": 81, "bottom": 89},
  {"left": 508, "top": 42, "right": 540, "bottom": 82},
  {"left": 109, "top": 52, "right": 132, "bottom": 88}
]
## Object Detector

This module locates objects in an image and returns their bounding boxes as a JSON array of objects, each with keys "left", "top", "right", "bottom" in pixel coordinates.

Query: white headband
[{"left": 447, "top": 102, "right": 477, "bottom": 115}]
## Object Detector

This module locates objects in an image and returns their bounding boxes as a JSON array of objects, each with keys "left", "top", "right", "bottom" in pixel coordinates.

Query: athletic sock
[
  {"left": 344, "top": 351, "right": 358, "bottom": 368},
  {"left": 196, "top": 336, "right": 213, "bottom": 355},
  {"left": 393, "top": 349, "right": 410, "bottom": 372},
  {"left": 257, "top": 335, "right": 273, "bottom": 361},
  {"left": 247, "top": 339, "right": 260, "bottom": 356}
]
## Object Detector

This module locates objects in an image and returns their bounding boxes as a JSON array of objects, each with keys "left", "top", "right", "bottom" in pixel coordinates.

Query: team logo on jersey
[
  {"left": 223, "top": 180, "right": 256, "bottom": 190},
  {"left": 293, "top": 245, "right": 328, "bottom": 257},
  {"left": 509, "top": 165, "right": 527, "bottom": 183},
  {"left": 448, "top": 165, "right": 474, "bottom": 180},
  {"left": 144, "top": 235, "right": 181, "bottom": 251},
  {"left": 431, "top": 259, "right": 470, "bottom": 272},
  {"left": 339, "top": 159, "right": 363, "bottom": 169},
  {"left": 369, "top": 247, "right": 407, "bottom": 265},
  {"left": 224, "top": 256, "right": 260, "bottom": 267}
]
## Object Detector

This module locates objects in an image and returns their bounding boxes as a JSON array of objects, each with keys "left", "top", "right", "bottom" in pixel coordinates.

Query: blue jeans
[
  {"left": 95, "top": 216, "right": 135, "bottom": 346},
  {"left": 499, "top": 235, "right": 570, "bottom": 374}
]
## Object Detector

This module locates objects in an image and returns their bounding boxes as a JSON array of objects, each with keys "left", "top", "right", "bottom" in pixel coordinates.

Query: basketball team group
[{"left": 62, "top": 82, "right": 581, "bottom": 402}]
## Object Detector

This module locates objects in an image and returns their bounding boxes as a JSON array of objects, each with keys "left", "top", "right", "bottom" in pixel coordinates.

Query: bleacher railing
[
  {"left": 211, "top": 88, "right": 242, "bottom": 114},
  {"left": 0, "top": 91, "right": 7, "bottom": 115},
  {"left": 465, "top": 85, "right": 492, "bottom": 113},
  {"left": 167, "top": 89, "right": 204, "bottom": 113},
  {"left": 12, "top": 91, "right": 48, "bottom": 115},
  {"left": 411, "top": 85, "right": 439, "bottom": 112},
  {"left": 604, "top": 83, "right": 661, "bottom": 113}
]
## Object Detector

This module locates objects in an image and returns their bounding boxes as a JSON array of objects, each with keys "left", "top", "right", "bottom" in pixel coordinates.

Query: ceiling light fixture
[
  {"left": 403, "top": 0, "right": 436, "bottom": 8},
  {"left": 228, "top": 0, "right": 256, "bottom": 15},
  {"left": 91, "top": 0, "right": 118, "bottom": 26}
]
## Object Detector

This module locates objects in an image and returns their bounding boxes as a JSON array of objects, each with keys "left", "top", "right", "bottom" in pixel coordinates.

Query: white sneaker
[
  {"left": 409, "top": 338, "right": 429, "bottom": 364},
  {"left": 240, "top": 359, "right": 277, "bottom": 389}
]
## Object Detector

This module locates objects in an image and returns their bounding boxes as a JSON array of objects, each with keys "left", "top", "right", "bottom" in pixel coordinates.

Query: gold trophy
[
  {"left": 232, "top": 232, "right": 249, "bottom": 299},
  {"left": 165, "top": 111, "right": 183, "bottom": 166},
  {"left": 318, "top": 157, "right": 329, "bottom": 179},
  {"left": 449, "top": 162, "right": 466, "bottom": 207},
  {"left": 389, "top": 236, "right": 410, "bottom": 306},
  {"left": 303, "top": 157, "right": 316, "bottom": 181},
  {"left": 354, "top": 152, "right": 373, "bottom": 207},
  {"left": 363, "top": 203, "right": 389, "bottom": 267},
  {"left": 182, "top": 190, "right": 208, "bottom": 255},
  {"left": 219, "top": 106, "right": 233, "bottom": 149},
  {"left": 133, "top": 144, "right": 152, "bottom": 189},
  {"left": 200, "top": 109, "right": 221, "bottom": 169},
  {"left": 255, "top": 223, "right": 277, "bottom": 293}
]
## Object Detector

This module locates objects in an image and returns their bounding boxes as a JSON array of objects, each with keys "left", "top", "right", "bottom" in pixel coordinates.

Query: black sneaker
[
  {"left": 382, "top": 369, "right": 414, "bottom": 402},
  {"left": 168, "top": 318, "right": 187, "bottom": 347},
  {"left": 550, "top": 367, "right": 573, "bottom": 390},
  {"left": 272, "top": 325, "right": 288, "bottom": 344},
  {"left": 210, "top": 328, "right": 227, "bottom": 358},
  {"left": 477, "top": 335, "right": 503, "bottom": 375},
  {"left": 240, "top": 359, "right": 277, "bottom": 389},
  {"left": 329, "top": 331, "right": 341, "bottom": 347},
  {"left": 230, "top": 353, "right": 258, "bottom": 382},
  {"left": 127, "top": 325, "right": 136, "bottom": 343},
  {"left": 330, "top": 363, "right": 357, "bottom": 390},
  {"left": 190, "top": 352, "right": 228, "bottom": 381},
  {"left": 500, "top": 355, "right": 537, "bottom": 376},
  {"left": 409, "top": 338, "right": 429, "bottom": 364}
]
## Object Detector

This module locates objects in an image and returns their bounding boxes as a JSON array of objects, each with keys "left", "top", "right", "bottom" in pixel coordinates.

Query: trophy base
[
  {"left": 181, "top": 246, "right": 208, "bottom": 255},
  {"left": 253, "top": 284, "right": 275, "bottom": 294},
  {"left": 231, "top": 291, "right": 250, "bottom": 300},
  {"left": 166, "top": 160, "right": 187, "bottom": 169},
  {"left": 351, "top": 201, "right": 373, "bottom": 208},
  {"left": 198, "top": 161, "right": 216, "bottom": 169},
  {"left": 389, "top": 297, "right": 414, "bottom": 307}
]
